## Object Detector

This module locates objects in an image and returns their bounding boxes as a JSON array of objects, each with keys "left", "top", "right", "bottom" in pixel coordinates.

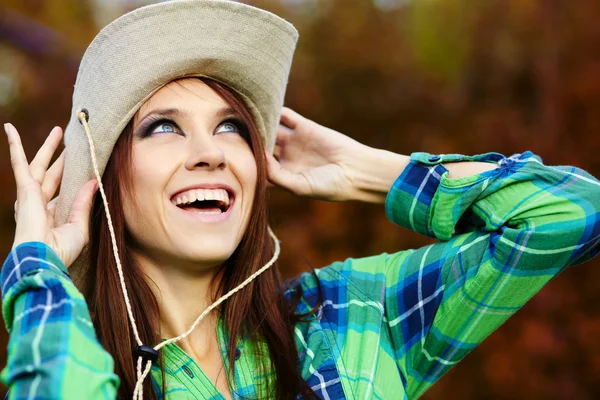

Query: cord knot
[
  {"left": 77, "top": 108, "right": 89, "bottom": 124},
  {"left": 133, "top": 345, "right": 159, "bottom": 364}
]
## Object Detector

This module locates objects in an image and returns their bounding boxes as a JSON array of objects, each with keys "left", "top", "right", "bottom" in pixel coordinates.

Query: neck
[{"left": 133, "top": 249, "right": 220, "bottom": 358}]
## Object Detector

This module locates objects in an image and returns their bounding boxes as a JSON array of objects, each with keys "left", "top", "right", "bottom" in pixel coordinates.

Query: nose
[{"left": 184, "top": 134, "right": 227, "bottom": 171}]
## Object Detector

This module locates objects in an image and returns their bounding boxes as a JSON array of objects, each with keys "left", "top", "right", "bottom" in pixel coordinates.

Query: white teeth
[{"left": 171, "top": 188, "right": 230, "bottom": 207}]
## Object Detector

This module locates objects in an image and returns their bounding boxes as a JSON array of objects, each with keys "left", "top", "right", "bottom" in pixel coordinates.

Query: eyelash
[{"left": 140, "top": 117, "right": 249, "bottom": 140}]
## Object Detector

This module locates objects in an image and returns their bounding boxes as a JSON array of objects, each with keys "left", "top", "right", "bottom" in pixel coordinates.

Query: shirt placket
[
  {"left": 216, "top": 316, "right": 259, "bottom": 399},
  {"left": 163, "top": 342, "right": 224, "bottom": 399}
]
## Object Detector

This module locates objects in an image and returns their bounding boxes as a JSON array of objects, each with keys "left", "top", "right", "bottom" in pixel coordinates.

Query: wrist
[{"left": 344, "top": 145, "right": 409, "bottom": 204}]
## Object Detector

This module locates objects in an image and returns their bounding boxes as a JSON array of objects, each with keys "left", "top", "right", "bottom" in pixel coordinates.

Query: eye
[
  {"left": 215, "top": 120, "right": 241, "bottom": 135},
  {"left": 214, "top": 118, "right": 250, "bottom": 143},
  {"left": 137, "top": 118, "right": 183, "bottom": 139},
  {"left": 151, "top": 122, "right": 179, "bottom": 135}
]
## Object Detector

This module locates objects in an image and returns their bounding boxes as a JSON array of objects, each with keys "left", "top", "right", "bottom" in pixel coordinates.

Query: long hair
[{"left": 82, "top": 77, "right": 319, "bottom": 399}]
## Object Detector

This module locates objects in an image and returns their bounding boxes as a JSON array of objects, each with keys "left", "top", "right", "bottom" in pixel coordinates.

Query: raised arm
[
  {"left": 2, "top": 123, "right": 118, "bottom": 399},
  {"left": 269, "top": 108, "right": 600, "bottom": 398},
  {"left": 267, "top": 108, "right": 502, "bottom": 203}
]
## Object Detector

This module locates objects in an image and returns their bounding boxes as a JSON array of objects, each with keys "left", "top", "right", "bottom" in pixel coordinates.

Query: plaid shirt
[{"left": 2, "top": 151, "right": 599, "bottom": 399}]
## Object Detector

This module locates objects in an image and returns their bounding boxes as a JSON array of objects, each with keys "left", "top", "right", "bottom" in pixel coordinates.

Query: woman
[{"left": 2, "top": 1, "right": 600, "bottom": 399}]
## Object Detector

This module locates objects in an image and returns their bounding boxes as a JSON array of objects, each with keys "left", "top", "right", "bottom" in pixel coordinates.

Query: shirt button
[
  {"left": 234, "top": 348, "right": 241, "bottom": 361},
  {"left": 428, "top": 155, "right": 441, "bottom": 162},
  {"left": 182, "top": 365, "right": 194, "bottom": 379}
]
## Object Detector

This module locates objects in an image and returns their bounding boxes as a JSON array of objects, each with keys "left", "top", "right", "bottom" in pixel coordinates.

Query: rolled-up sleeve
[{"left": 381, "top": 151, "right": 600, "bottom": 397}]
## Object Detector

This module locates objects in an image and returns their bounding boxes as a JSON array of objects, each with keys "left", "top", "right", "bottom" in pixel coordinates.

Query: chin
[
  {"left": 184, "top": 250, "right": 234, "bottom": 266},
  {"left": 174, "top": 237, "right": 238, "bottom": 266}
]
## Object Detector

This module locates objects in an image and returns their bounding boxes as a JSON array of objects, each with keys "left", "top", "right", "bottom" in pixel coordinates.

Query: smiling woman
[
  {"left": 2, "top": 1, "right": 600, "bottom": 400},
  {"left": 82, "top": 77, "right": 313, "bottom": 399}
]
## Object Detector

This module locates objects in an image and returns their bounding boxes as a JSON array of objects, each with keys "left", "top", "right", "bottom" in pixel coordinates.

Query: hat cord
[{"left": 76, "top": 110, "right": 281, "bottom": 400}]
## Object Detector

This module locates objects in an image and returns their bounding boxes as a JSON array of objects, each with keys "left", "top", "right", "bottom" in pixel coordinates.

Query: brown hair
[{"left": 82, "top": 77, "right": 319, "bottom": 399}]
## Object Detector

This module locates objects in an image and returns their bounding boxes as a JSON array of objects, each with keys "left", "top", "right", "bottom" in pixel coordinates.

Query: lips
[
  {"left": 171, "top": 188, "right": 231, "bottom": 212},
  {"left": 169, "top": 184, "right": 236, "bottom": 219}
]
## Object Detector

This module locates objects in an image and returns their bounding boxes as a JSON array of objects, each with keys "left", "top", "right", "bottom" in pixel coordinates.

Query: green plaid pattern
[{"left": 2, "top": 151, "right": 599, "bottom": 399}]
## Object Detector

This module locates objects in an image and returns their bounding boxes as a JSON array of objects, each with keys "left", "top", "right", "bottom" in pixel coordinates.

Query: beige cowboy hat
[{"left": 56, "top": 0, "right": 298, "bottom": 229}]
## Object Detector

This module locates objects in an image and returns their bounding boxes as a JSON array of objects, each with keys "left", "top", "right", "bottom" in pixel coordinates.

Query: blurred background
[{"left": 1, "top": 0, "right": 599, "bottom": 398}]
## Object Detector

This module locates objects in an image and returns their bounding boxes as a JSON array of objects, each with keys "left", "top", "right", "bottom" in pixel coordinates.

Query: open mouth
[{"left": 170, "top": 188, "right": 233, "bottom": 214}]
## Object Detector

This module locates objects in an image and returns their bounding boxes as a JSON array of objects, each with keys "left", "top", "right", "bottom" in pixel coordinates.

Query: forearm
[{"left": 348, "top": 145, "right": 498, "bottom": 203}]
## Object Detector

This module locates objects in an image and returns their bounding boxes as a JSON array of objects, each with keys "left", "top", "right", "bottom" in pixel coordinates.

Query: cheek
[
  {"left": 227, "top": 145, "right": 258, "bottom": 224},
  {"left": 131, "top": 143, "right": 179, "bottom": 194},
  {"left": 240, "top": 156, "right": 259, "bottom": 234},
  {"left": 132, "top": 151, "right": 164, "bottom": 200},
  {"left": 124, "top": 148, "right": 174, "bottom": 228},
  {"left": 239, "top": 152, "right": 258, "bottom": 198},
  {"left": 223, "top": 139, "right": 258, "bottom": 192},
  {"left": 247, "top": 159, "right": 258, "bottom": 192}
]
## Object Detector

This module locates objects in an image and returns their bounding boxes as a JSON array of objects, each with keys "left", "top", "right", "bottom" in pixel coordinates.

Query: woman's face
[{"left": 123, "top": 78, "right": 257, "bottom": 270}]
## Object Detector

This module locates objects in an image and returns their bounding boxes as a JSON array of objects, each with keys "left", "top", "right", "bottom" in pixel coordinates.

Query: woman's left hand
[{"left": 265, "top": 107, "right": 367, "bottom": 201}]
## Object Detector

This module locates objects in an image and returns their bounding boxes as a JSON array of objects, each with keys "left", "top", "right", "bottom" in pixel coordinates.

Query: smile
[{"left": 169, "top": 187, "right": 236, "bottom": 222}]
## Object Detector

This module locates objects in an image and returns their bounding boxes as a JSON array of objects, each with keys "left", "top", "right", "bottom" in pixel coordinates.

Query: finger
[
  {"left": 56, "top": 180, "right": 97, "bottom": 265},
  {"left": 264, "top": 150, "right": 281, "bottom": 181},
  {"left": 41, "top": 152, "right": 65, "bottom": 201},
  {"left": 276, "top": 124, "right": 293, "bottom": 146},
  {"left": 30, "top": 126, "right": 63, "bottom": 184},
  {"left": 47, "top": 196, "right": 59, "bottom": 211},
  {"left": 4, "top": 123, "right": 32, "bottom": 187},
  {"left": 66, "top": 179, "right": 98, "bottom": 239},
  {"left": 273, "top": 142, "right": 282, "bottom": 160},
  {"left": 46, "top": 197, "right": 58, "bottom": 230},
  {"left": 279, "top": 107, "right": 303, "bottom": 130},
  {"left": 264, "top": 150, "right": 306, "bottom": 195}
]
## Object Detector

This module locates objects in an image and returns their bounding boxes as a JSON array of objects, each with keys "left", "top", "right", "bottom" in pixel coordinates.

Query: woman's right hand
[{"left": 5, "top": 123, "right": 98, "bottom": 268}]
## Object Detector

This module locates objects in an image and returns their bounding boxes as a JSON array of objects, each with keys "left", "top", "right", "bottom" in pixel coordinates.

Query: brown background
[{"left": 1, "top": 0, "right": 599, "bottom": 398}]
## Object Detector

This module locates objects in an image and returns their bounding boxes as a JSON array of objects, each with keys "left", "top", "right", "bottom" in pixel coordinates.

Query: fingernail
[{"left": 4, "top": 123, "right": 10, "bottom": 135}]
